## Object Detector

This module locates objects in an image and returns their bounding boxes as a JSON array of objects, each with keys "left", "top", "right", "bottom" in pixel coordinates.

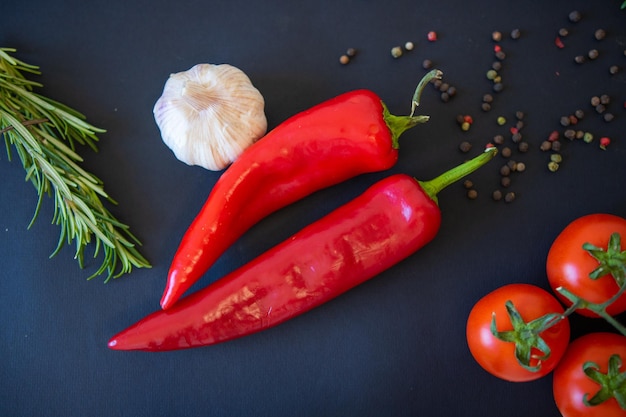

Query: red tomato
[
  {"left": 546, "top": 213, "right": 626, "bottom": 317},
  {"left": 466, "top": 283, "right": 571, "bottom": 382},
  {"left": 553, "top": 332, "right": 626, "bottom": 417}
]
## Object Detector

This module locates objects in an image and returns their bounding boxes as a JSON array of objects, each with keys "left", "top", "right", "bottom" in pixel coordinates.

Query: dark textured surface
[{"left": 1, "top": 1, "right": 625, "bottom": 416}]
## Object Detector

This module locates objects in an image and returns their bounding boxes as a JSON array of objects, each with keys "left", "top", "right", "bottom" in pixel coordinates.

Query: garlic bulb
[{"left": 153, "top": 63, "right": 267, "bottom": 171}]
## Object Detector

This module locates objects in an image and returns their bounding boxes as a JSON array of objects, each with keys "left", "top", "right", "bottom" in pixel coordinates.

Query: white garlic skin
[{"left": 153, "top": 63, "right": 267, "bottom": 171}]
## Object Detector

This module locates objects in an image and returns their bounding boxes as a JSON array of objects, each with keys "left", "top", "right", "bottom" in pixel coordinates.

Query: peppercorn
[
  {"left": 459, "top": 141, "right": 472, "bottom": 152},
  {"left": 518, "top": 142, "right": 529, "bottom": 153},
  {"left": 564, "top": 129, "right": 576, "bottom": 140},
  {"left": 504, "top": 192, "right": 516, "bottom": 203},
  {"left": 516, "top": 162, "right": 526, "bottom": 172},
  {"left": 595, "top": 104, "right": 606, "bottom": 114},
  {"left": 555, "top": 37, "right": 565, "bottom": 49},
  {"left": 575, "top": 130, "right": 584, "bottom": 140},
  {"left": 493, "top": 83, "right": 504, "bottom": 93},
  {"left": 501, "top": 177, "right": 511, "bottom": 188},
  {"left": 422, "top": 59, "right": 433, "bottom": 69},
  {"left": 510, "top": 29, "right": 521, "bottom": 40},
  {"left": 548, "top": 161, "right": 560, "bottom": 172},
  {"left": 404, "top": 42, "right": 414, "bottom": 51},
  {"left": 493, "top": 134, "right": 504, "bottom": 145},
  {"left": 551, "top": 153, "right": 563, "bottom": 163},
  {"left": 467, "top": 189, "right": 478, "bottom": 199},
  {"left": 568, "top": 10, "right": 582, "bottom": 23},
  {"left": 492, "top": 31, "right": 502, "bottom": 42},
  {"left": 558, "top": 28, "right": 569, "bottom": 37},
  {"left": 507, "top": 160, "right": 517, "bottom": 171},
  {"left": 427, "top": 31, "right": 438, "bottom": 42},
  {"left": 461, "top": 121, "right": 471, "bottom": 131},
  {"left": 391, "top": 46, "right": 403, "bottom": 58},
  {"left": 486, "top": 70, "right": 498, "bottom": 80},
  {"left": 500, "top": 165, "right": 511, "bottom": 176},
  {"left": 600, "top": 95, "right": 610, "bottom": 105},
  {"left": 483, "top": 94, "right": 494, "bottom": 103},
  {"left": 492, "top": 61, "right": 502, "bottom": 71},
  {"left": 495, "top": 51, "right": 506, "bottom": 61},
  {"left": 600, "top": 137, "right": 611, "bottom": 150},
  {"left": 551, "top": 141, "right": 561, "bottom": 152},
  {"left": 463, "top": 179, "right": 474, "bottom": 189},
  {"left": 540, "top": 141, "right": 552, "bottom": 151},
  {"left": 447, "top": 86, "right": 457, "bottom": 97},
  {"left": 339, "top": 55, "right": 350, "bottom": 65},
  {"left": 574, "top": 55, "right": 586, "bottom": 64},
  {"left": 346, "top": 48, "right": 357, "bottom": 57},
  {"left": 594, "top": 29, "right": 606, "bottom": 40},
  {"left": 515, "top": 120, "right": 524, "bottom": 130},
  {"left": 497, "top": 116, "right": 506, "bottom": 126},
  {"left": 591, "top": 96, "right": 601, "bottom": 106},
  {"left": 492, "top": 190, "right": 503, "bottom": 201},
  {"left": 548, "top": 131, "right": 560, "bottom": 142},
  {"left": 439, "top": 82, "right": 449, "bottom": 93},
  {"left": 604, "top": 113, "right": 614, "bottom": 122},
  {"left": 481, "top": 103, "right": 491, "bottom": 112},
  {"left": 609, "top": 65, "right": 619, "bottom": 75},
  {"left": 574, "top": 109, "right": 584, "bottom": 119},
  {"left": 440, "top": 92, "right": 450, "bottom": 103},
  {"left": 511, "top": 132, "right": 522, "bottom": 143},
  {"left": 501, "top": 147, "right": 512, "bottom": 158},
  {"left": 560, "top": 116, "right": 570, "bottom": 127},
  {"left": 515, "top": 111, "right": 524, "bottom": 120},
  {"left": 583, "top": 132, "right": 594, "bottom": 143},
  {"left": 588, "top": 49, "right": 599, "bottom": 60}
]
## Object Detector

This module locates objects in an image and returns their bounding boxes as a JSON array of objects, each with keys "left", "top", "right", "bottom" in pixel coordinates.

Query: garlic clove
[{"left": 153, "top": 63, "right": 267, "bottom": 171}]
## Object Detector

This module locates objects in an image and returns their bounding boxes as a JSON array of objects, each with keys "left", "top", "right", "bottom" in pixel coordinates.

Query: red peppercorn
[
  {"left": 548, "top": 131, "right": 560, "bottom": 142},
  {"left": 494, "top": 44, "right": 502, "bottom": 53},
  {"left": 600, "top": 137, "right": 611, "bottom": 150},
  {"left": 427, "top": 31, "right": 438, "bottom": 42},
  {"left": 463, "top": 115, "right": 473, "bottom": 124},
  {"left": 555, "top": 37, "right": 565, "bottom": 49}
]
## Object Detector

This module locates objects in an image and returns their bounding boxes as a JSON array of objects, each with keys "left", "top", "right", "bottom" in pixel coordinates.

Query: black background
[{"left": 2, "top": 1, "right": 626, "bottom": 416}]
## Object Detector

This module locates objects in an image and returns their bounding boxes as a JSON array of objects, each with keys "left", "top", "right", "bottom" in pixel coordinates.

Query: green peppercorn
[
  {"left": 391, "top": 46, "right": 403, "bottom": 58},
  {"left": 486, "top": 70, "right": 498, "bottom": 80},
  {"left": 550, "top": 153, "right": 562, "bottom": 163},
  {"left": 548, "top": 161, "right": 559, "bottom": 172},
  {"left": 583, "top": 132, "right": 594, "bottom": 143},
  {"left": 496, "top": 116, "right": 506, "bottom": 125}
]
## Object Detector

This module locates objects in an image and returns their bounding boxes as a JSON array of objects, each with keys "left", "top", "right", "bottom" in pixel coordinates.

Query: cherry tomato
[
  {"left": 546, "top": 213, "right": 626, "bottom": 317},
  {"left": 553, "top": 332, "right": 626, "bottom": 417},
  {"left": 466, "top": 283, "right": 570, "bottom": 382}
]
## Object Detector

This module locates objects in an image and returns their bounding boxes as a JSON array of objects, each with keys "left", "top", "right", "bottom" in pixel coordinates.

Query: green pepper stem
[
  {"left": 383, "top": 69, "right": 442, "bottom": 149},
  {"left": 419, "top": 146, "right": 498, "bottom": 204}
]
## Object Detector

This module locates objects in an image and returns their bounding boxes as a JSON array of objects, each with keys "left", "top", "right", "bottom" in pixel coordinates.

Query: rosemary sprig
[{"left": 0, "top": 47, "right": 150, "bottom": 281}]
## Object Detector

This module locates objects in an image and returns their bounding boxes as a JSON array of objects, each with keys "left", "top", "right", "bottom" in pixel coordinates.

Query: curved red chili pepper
[
  {"left": 160, "top": 70, "right": 442, "bottom": 309},
  {"left": 109, "top": 147, "right": 496, "bottom": 351}
]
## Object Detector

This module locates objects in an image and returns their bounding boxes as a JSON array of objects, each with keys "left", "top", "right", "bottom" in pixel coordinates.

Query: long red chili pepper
[
  {"left": 108, "top": 147, "right": 496, "bottom": 351},
  {"left": 160, "top": 70, "right": 442, "bottom": 310}
]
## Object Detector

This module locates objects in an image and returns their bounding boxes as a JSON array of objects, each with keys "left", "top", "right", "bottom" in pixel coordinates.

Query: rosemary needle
[{"left": 0, "top": 47, "right": 150, "bottom": 281}]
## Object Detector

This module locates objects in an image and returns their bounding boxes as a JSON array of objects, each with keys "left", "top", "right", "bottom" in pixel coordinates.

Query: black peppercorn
[
  {"left": 568, "top": 10, "right": 582, "bottom": 23},
  {"left": 574, "top": 55, "right": 586, "bottom": 64},
  {"left": 504, "top": 192, "right": 516, "bottom": 203},
  {"left": 588, "top": 49, "right": 599, "bottom": 60},
  {"left": 594, "top": 29, "right": 606, "bottom": 40}
]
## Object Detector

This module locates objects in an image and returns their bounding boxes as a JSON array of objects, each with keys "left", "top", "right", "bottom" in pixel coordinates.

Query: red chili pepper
[
  {"left": 160, "top": 70, "right": 443, "bottom": 310},
  {"left": 108, "top": 147, "right": 496, "bottom": 351}
]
